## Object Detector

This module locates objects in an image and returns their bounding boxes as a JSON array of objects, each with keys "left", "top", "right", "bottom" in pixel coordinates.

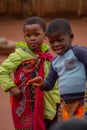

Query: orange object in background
[{"left": 62, "top": 105, "right": 83, "bottom": 121}]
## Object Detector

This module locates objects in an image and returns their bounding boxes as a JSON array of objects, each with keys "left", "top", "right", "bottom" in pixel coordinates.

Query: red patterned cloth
[{"left": 10, "top": 52, "right": 53, "bottom": 130}]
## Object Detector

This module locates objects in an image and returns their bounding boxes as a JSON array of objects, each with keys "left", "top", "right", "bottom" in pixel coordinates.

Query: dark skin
[
  {"left": 10, "top": 23, "right": 46, "bottom": 99},
  {"left": 24, "top": 24, "right": 46, "bottom": 51},
  {"left": 47, "top": 32, "right": 74, "bottom": 55},
  {"left": 27, "top": 32, "right": 74, "bottom": 88}
]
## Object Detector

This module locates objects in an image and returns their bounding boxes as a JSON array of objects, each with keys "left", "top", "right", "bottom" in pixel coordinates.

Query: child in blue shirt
[{"left": 28, "top": 18, "right": 87, "bottom": 121}]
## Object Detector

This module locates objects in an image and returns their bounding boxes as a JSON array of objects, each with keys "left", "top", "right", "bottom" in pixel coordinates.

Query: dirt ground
[{"left": 0, "top": 17, "right": 87, "bottom": 130}]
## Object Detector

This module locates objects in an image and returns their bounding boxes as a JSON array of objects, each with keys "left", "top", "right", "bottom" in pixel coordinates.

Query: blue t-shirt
[{"left": 42, "top": 45, "right": 87, "bottom": 100}]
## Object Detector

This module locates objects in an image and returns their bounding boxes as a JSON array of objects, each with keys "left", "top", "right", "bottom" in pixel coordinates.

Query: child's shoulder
[
  {"left": 52, "top": 56, "right": 58, "bottom": 62},
  {"left": 42, "top": 43, "right": 50, "bottom": 52},
  {"left": 16, "top": 41, "right": 28, "bottom": 49},
  {"left": 71, "top": 45, "right": 87, "bottom": 53}
]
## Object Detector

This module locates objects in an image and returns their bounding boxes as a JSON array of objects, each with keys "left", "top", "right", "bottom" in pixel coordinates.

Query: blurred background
[
  {"left": 0, "top": 0, "right": 87, "bottom": 130},
  {"left": 0, "top": 0, "right": 87, "bottom": 18}
]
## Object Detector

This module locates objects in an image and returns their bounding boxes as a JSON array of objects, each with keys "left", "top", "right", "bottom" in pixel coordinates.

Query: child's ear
[
  {"left": 44, "top": 33, "right": 49, "bottom": 42},
  {"left": 44, "top": 33, "right": 47, "bottom": 40},
  {"left": 70, "top": 33, "right": 74, "bottom": 39},
  {"left": 24, "top": 34, "right": 26, "bottom": 39},
  {"left": 45, "top": 32, "right": 47, "bottom": 36}
]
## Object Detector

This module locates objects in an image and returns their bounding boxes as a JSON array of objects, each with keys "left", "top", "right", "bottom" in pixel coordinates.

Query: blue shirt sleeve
[
  {"left": 72, "top": 45, "right": 87, "bottom": 65},
  {"left": 72, "top": 45, "right": 87, "bottom": 79},
  {"left": 41, "top": 62, "right": 58, "bottom": 91}
]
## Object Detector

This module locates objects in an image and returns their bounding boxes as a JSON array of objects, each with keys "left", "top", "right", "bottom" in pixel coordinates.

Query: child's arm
[
  {"left": 10, "top": 87, "right": 23, "bottom": 99},
  {"left": 0, "top": 49, "right": 24, "bottom": 92},
  {"left": 73, "top": 45, "right": 87, "bottom": 64},
  {"left": 28, "top": 63, "right": 58, "bottom": 91},
  {"left": 27, "top": 77, "right": 46, "bottom": 89}
]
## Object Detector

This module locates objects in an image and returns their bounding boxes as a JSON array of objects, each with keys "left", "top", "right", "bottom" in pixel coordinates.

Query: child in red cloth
[{"left": 0, "top": 16, "right": 60, "bottom": 130}]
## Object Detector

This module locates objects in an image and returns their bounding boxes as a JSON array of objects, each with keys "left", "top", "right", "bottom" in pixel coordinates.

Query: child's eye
[
  {"left": 25, "top": 34, "right": 30, "bottom": 37},
  {"left": 34, "top": 33, "right": 39, "bottom": 36},
  {"left": 34, "top": 33, "right": 40, "bottom": 36},
  {"left": 58, "top": 38, "right": 64, "bottom": 42},
  {"left": 49, "top": 40, "right": 54, "bottom": 44}
]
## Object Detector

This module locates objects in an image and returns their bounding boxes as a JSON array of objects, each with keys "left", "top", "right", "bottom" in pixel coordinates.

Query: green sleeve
[
  {"left": 0, "top": 48, "right": 26, "bottom": 92},
  {"left": 44, "top": 60, "right": 60, "bottom": 120}
]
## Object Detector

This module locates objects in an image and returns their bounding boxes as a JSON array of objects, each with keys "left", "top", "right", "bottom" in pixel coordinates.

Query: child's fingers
[
  {"left": 26, "top": 77, "right": 43, "bottom": 86},
  {"left": 27, "top": 77, "right": 42, "bottom": 85}
]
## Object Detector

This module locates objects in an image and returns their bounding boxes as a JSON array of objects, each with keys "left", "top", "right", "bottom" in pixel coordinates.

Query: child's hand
[
  {"left": 10, "top": 87, "right": 23, "bottom": 99},
  {"left": 27, "top": 77, "right": 45, "bottom": 88}
]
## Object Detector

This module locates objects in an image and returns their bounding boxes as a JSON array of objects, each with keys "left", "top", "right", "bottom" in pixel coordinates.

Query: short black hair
[
  {"left": 23, "top": 16, "right": 46, "bottom": 32},
  {"left": 46, "top": 18, "right": 72, "bottom": 35}
]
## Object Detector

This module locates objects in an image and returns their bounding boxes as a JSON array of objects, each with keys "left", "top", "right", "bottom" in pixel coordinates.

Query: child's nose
[
  {"left": 54, "top": 41, "right": 60, "bottom": 45},
  {"left": 30, "top": 35, "right": 35, "bottom": 40}
]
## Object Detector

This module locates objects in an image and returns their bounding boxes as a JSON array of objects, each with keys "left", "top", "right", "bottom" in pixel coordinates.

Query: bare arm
[{"left": 28, "top": 63, "right": 58, "bottom": 91}]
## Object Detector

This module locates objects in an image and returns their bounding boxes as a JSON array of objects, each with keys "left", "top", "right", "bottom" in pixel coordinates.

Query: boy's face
[
  {"left": 24, "top": 24, "right": 45, "bottom": 51},
  {"left": 47, "top": 32, "right": 72, "bottom": 55}
]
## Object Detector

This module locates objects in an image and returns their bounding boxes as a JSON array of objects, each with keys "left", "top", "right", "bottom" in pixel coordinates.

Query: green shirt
[{"left": 0, "top": 41, "right": 60, "bottom": 120}]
